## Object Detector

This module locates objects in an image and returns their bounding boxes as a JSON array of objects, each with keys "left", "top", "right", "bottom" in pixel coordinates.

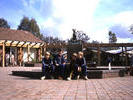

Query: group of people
[{"left": 41, "top": 49, "right": 88, "bottom": 80}]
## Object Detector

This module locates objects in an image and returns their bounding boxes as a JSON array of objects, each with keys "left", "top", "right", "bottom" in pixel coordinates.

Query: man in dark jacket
[
  {"left": 41, "top": 52, "right": 54, "bottom": 80},
  {"left": 54, "top": 49, "right": 66, "bottom": 80},
  {"left": 75, "top": 51, "right": 88, "bottom": 80}
]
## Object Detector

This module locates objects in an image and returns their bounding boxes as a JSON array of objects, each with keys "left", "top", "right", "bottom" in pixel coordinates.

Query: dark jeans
[
  {"left": 42, "top": 65, "right": 54, "bottom": 77},
  {"left": 53, "top": 64, "right": 66, "bottom": 79},
  {"left": 59, "top": 64, "right": 66, "bottom": 78},
  {"left": 75, "top": 65, "right": 87, "bottom": 77}
]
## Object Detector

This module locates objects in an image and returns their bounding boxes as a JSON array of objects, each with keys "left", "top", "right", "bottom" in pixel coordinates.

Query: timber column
[
  {"left": 27, "top": 44, "right": 30, "bottom": 62},
  {"left": 125, "top": 47, "right": 128, "bottom": 66},
  {"left": 39, "top": 46, "right": 42, "bottom": 61},
  {"left": 18, "top": 47, "right": 23, "bottom": 66},
  {"left": 2, "top": 42, "right": 5, "bottom": 67},
  {"left": 97, "top": 47, "right": 101, "bottom": 66}
]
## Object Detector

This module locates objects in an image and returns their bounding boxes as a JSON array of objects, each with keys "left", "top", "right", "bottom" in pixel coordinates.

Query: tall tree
[
  {"left": 17, "top": 16, "right": 30, "bottom": 31},
  {"left": 129, "top": 24, "right": 133, "bottom": 34},
  {"left": 0, "top": 18, "right": 10, "bottom": 28},
  {"left": 18, "top": 17, "right": 42, "bottom": 39},
  {"left": 108, "top": 31, "right": 117, "bottom": 43},
  {"left": 29, "top": 18, "right": 40, "bottom": 37},
  {"left": 108, "top": 31, "right": 118, "bottom": 50}
]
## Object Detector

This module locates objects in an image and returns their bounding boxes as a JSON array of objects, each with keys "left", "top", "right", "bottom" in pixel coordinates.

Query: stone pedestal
[{"left": 67, "top": 40, "right": 83, "bottom": 60}]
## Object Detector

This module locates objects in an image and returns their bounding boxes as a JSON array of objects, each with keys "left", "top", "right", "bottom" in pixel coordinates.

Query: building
[{"left": 0, "top": 28, "right": 45, "bottom": 67}]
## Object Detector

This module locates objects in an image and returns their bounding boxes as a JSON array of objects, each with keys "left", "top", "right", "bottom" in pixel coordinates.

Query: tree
[
  {"left": 42, "top": 36, "right": 65, "bottom": 43},
  {"left": 129, "top": 24, "right": 133, "bottom": 34},
  {"left": 108, "top": 31, "right": 117, "bottom": 43},
  {"left": 108, "top": 31, "right": 118, "bottom": 50},
  {"left": 0, "top": 18, "right": 10, "bottom": 28},
  {"left": 29, "top": 18, "right": 40, "bottom": 37},
  {"left": 18, "top": 17, "right": 42, "bottom": 40},
  {"left": 18, "top": 16, "right": 30, "bottom": 31},
  {"left": 91, "top": 40, "right": 99, "bottom": 44},
  {"left": 70, "top": 29, "right": 90, "bottom": 43},
  {"left": 77, "top": 30, "right": 90, "bottom": 43}
]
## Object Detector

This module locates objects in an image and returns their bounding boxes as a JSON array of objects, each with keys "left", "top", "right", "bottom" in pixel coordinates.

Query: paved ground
[{"left": 0, "top": 67, "right": 133, "bottom": 100}]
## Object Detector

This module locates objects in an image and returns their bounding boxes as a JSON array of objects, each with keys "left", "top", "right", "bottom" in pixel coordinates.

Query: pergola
[
  {"left": 46, "top": 43, "right": 133, "bottom": 66},
  {"left": 0, "top": 28, "right": 45, "bottom": 67}
]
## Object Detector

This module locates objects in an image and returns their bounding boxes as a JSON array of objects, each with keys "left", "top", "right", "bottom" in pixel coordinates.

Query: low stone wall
[{"left": 102, "top": 70, "right": 120, "bottom": 78}]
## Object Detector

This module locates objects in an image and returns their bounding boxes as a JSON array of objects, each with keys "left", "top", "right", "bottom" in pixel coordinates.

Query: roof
[
  {"left": 0, "top": 28, "right": 43, "bottom": 43},
  {"left": 106, "top": 47, "right": 133, "bottom": 54}
]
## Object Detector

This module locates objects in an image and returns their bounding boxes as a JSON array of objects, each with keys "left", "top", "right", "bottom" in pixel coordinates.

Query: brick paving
[{"left": 0, "top": 67, "right": 133, "bottom": 100}]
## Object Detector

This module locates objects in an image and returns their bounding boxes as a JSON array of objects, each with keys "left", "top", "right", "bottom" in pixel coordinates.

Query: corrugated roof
[
  {"left": 106, "top": 47, "right": 133, "bottom": 54},
  {"left": 0, "top": 28, "right": 44, "bottom": 43}
]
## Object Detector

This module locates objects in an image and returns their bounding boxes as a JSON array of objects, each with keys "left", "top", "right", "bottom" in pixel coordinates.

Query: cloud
[
  {"left": 117, "top": 38, "right": 133, "bottom": 43},
  {"left": 1, "top": 0, "right": 133, "bottom": 43},
  {"left": 110, "top": 24, "right": 133, "bottom": 38},
  {"left": 44, "top": 0, "right": 101, "bottom": 40},
  {"left": 108, "top": 11, "right": 133, "bottom": 42},
  {"left": 89, "top": 10, "right": 133, "bottom": 43},
  {"left": 113, "top": 11, "right": 133, "bottom": 27}
]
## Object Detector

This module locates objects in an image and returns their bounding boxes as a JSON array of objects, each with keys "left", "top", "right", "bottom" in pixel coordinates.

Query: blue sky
[{"left": 0, "top": 0, "right": 133, "bottom": 43}]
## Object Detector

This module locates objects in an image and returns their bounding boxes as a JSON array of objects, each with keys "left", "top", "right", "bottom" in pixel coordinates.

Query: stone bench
[{"left": 12, "top": 69, "right": 127, "bottom": 79}]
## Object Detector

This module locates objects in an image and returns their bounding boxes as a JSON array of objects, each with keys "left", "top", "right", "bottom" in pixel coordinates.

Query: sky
[{"left": 0, "top": 0, "right": 133, "bottom": 43}]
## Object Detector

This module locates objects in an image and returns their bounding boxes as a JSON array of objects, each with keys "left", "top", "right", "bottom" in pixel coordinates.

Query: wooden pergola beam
[
  {"left": 9, "top": 41, "right": 14, "bottom": 46},
  {"left": 15, "top": 41, "right": 21, "bottom": 47},
  {"left": 46, "top": 43, "right": 133, "bottom": 49},
  {"left": 20, "top": 42, "right": 26, "bottom": 47},
  {"left": 83, "top": 43, "right": 133, "bottom": 48},
  {"left": 31, "top": 43, "right": 37, "bottom": 48}
]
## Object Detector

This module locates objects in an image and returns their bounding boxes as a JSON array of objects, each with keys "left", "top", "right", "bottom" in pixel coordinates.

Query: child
[
  {"left": 54, "top": 49, "right": 66, "bottom": 80},
  {"left": 75, "top": 51, "right": 88, "bottom": 80},
  {"left": 41, "top": 52, "right": 54, "bottom": 80},
  {"left": 67, "top": 53, "right": 77, "bottom": 81}
]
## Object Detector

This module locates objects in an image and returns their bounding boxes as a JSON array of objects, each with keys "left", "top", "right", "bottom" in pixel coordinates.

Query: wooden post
[
  {"left": 2, "top": 42, "right": 5, "bottom": 67},
  {"left": 40, "top": 47, "right": 42, "bottom": 61},
  {"left": 125, "top": 47, "right": 128, "bottom": 66},
  {"left": 42, "top": 44, "right": 46, "bottom": 57},
  {"left": 122, "top": 47, "right": 124, "bottom": 66},
  {"left": 19, "top": 47, "right": 23, "bottom": 66},
  {"left": 97, "top": 47, "right": 101, "bottom": 66},
  {"left": 38, "top": 48, "right": 41, "bottom": 62},
  {"left": 27, "top": 45, "right": 30, "bottom": 62}
]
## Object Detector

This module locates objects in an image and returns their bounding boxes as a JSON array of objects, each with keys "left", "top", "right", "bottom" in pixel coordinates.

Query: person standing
[
  {"left": 6, "top": 53, "right": 10, "bottom": 66},
  {"left": 11, "top": 52, "right": 15, "bottom": 66},
  {"left": 41, "top": 52, "right": 54, "bottom": 80},
  {"left": 107, "top": 56, "right": 112, "bottom": 70}
]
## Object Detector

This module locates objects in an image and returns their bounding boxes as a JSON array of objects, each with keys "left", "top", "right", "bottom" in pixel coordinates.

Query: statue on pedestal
[{"left": 72, "top": 29, "right": 77, "bottom": 41}]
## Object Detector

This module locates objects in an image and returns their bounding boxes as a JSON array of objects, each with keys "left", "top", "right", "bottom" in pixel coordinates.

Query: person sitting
[
  {"left": 67, "top": 53, "right": 77, "bottom": 81},
  {"left": 75, "top": 51, "right": 88, "bottom": 80},
  {"left": 54, "top": 49, "right": 66, "bottom": 80},
  {"left": 41, "top": 52, "right": 54, "bottom": 80}
]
